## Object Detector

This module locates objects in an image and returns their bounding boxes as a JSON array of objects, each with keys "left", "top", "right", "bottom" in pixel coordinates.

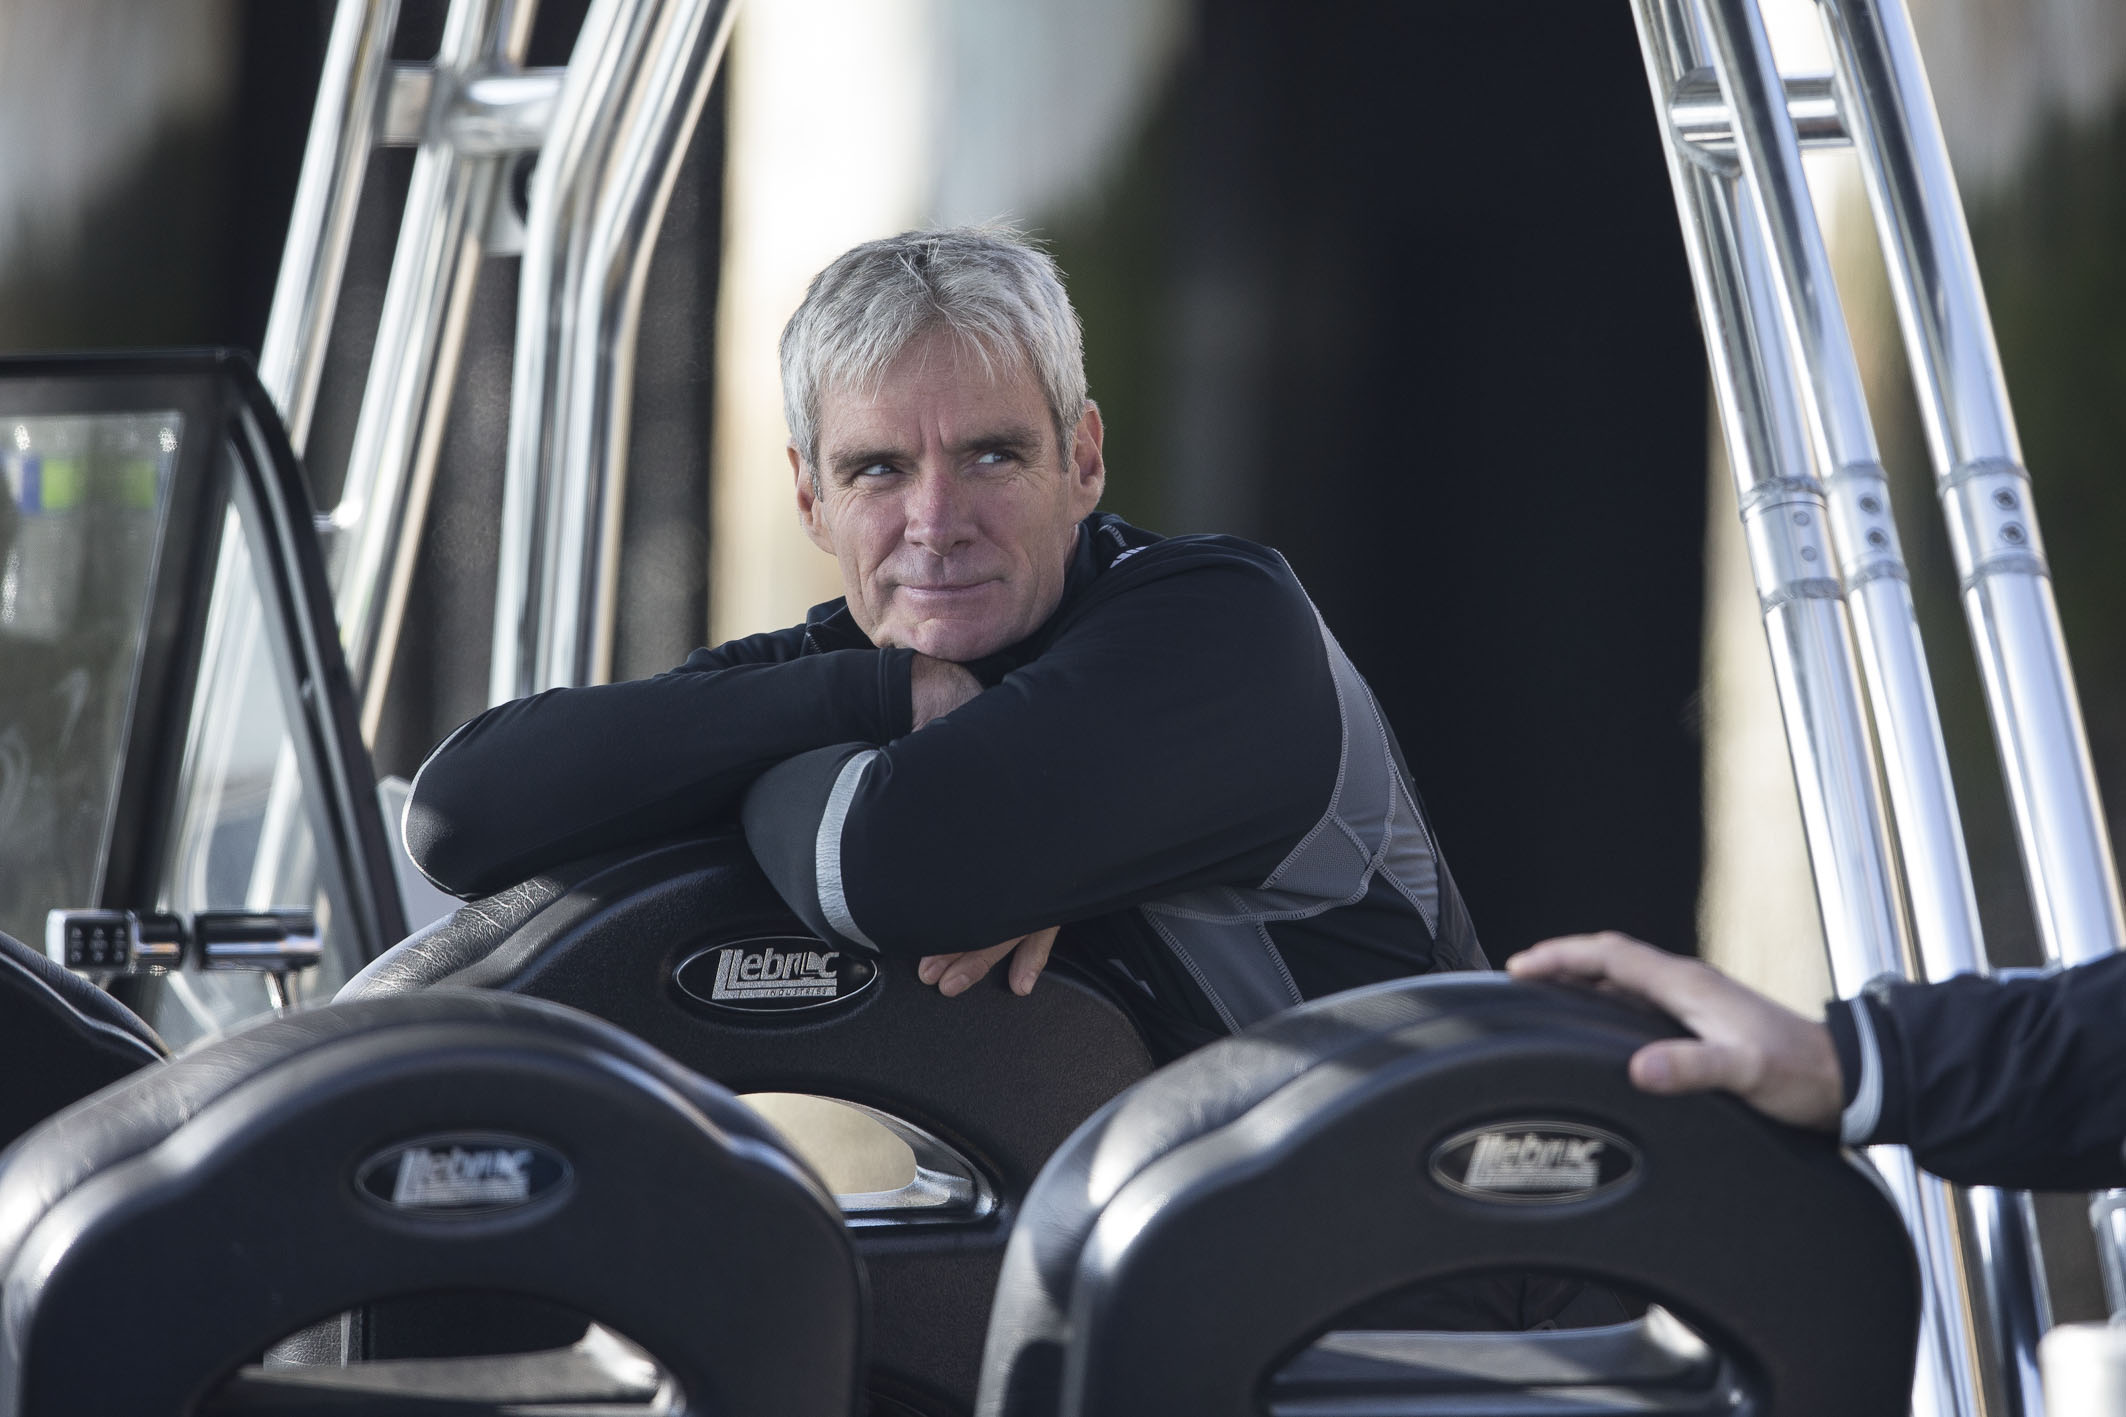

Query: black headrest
[
  {"left": 977, "top": 973, "right": 1919, "bottom": 1417},
  {"left": 0, "top": 930, "right": 164, "bottom": 1154},
  {"left": 0, "top": 989, "right": 862, "bottom": 1417}
]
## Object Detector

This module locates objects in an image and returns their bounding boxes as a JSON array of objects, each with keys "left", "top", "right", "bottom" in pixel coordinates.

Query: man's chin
[{"left": 895, "top": 617, "right": 1015, "bottom": 664}]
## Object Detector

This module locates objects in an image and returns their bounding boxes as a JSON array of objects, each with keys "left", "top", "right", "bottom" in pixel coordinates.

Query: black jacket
[
  {"left": 405, "top": 513, "right": 1485, "bottom": 1057},
  {"left": 1825, "top": 951, "right": 2126, "bottom": 1190}
]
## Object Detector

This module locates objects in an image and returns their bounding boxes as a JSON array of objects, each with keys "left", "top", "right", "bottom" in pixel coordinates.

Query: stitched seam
[
  {"left": 1258, "top": 923, "right": 1304, "bottom": 1006},
  {"left": 1142, "top": 908, "right": 1243, "bottom": 1033}
]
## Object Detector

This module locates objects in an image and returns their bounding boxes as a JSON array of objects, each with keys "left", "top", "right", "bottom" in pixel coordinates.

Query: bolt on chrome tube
[
  {"left": 1628, "top": 1, "right": 2000, "bottom": 1413},
  {"left": 258, "top": 0, "right": 401, "bottom": 448},
  {"left": 1820, "top": 0, "right": 2126, "bottom": 973},
  {"left": 490, "top": 0, "right": 739, "bottom": 702}
]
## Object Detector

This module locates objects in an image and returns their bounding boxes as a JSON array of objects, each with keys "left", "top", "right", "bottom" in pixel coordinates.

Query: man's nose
[{"left": 903, "top": 465, "right": 976, "bottom": 553}]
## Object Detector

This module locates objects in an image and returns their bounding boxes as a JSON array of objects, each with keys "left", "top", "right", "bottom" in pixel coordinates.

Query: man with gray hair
[{"left": 405, "top": 225, "right": 1485, "bottom": 1059}]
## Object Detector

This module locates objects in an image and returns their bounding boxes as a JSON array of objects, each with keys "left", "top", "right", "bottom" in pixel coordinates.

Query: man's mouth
[{"left": 898, "top": 580, "right": 997, "bottom": 602}]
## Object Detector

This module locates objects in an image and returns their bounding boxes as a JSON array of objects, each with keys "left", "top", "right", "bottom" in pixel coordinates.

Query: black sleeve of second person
[
  {"left": 740, "top": 547, "right": 1342, "bottom": 956},
  {"left": 1825, "top": 952, "right": 2126, "bottom": 1190},
  {"left": 404, "top": 631, "right": 915, "bottom": 898}
]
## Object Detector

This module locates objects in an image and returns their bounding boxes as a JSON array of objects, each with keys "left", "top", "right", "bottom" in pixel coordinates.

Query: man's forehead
[{"left": 815, "top": 333, "right": 1049, "bottom": 451}]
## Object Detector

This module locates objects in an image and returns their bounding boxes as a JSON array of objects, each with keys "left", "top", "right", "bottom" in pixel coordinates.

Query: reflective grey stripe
[
  {"left": 1840, "top": 997, "right": 1884, "bottom": 1145},
  {"left": 816, "top": 750, "right": 881, "bottom": 950},
  {"left": 1133, "top": 604, "right": 1449, "bottom": 1033}
]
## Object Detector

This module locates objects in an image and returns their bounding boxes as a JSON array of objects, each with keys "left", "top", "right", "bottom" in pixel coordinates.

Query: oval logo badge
[
  {"left": 356, "top": 1133, "right": 571, "bottom": 1217},
  {"left": 673, "top": 937, "right": 878, "bottom": 1015},
  {"left": 1429, "top": 1121, "right": 1638, "bottom": 1204}
]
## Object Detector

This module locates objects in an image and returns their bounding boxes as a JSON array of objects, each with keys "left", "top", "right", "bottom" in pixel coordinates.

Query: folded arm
[
  {"left": 404, "top": 629, "right": 915, "bottom": 897},
  {"left": 740, "top": 550, "right": 1340, "bottom": 957}
]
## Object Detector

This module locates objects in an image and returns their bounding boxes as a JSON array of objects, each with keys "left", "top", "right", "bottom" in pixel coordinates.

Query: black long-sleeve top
[
  {"left": 1825, "top": 951, "right": 2126, "bottom": 1190},
  {"left": 405, "top": 513, "right": 1485, "bottom": 1056}
]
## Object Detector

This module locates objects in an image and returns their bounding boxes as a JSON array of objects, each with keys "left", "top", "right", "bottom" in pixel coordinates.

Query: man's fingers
[
  {"left": 939, "top": 940, "right": 1015, "bottom": 997},
  {"left": 1009, "top": 927, "right": 1060, "bottom": 997},
  {"left": 922, "top": 928, "right": 1063, "bottom": 998},
  {"left": 1511, "top": 933, "right": 1732, "bottom": 1024},
  {"left": 1629, "top": 1039, "right": 1743, "bottom": 1096}
]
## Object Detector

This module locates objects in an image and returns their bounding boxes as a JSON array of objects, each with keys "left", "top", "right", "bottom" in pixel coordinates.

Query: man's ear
[
  {"left": 1067, "top": 400, "right": 1107, "bottom": 517},
  {"left": 792, "top": 443, "right": 834, "bottom": 553}
]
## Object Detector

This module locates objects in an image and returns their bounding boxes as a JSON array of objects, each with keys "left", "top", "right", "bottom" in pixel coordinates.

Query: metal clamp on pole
[
  {"left": 45, "top": 910, "right": 187, "bottom": 975},
  {"left": 196, "top": 910, "right": 324, "bottom": 1012}
]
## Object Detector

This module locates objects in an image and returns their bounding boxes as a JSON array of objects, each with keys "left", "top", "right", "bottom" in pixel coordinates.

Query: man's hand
[
  {"left": 919, "top": 926, "right": 1059, "bottom": 998},
  {"left": 911, "top": 654, "right": 981, "bottom": 730},
  {"left": 1507, "top": 931, "right": 1844, "bottom": 1131}
]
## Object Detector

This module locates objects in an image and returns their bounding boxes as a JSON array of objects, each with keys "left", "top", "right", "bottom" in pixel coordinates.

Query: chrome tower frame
[
  {"left": 165, "top": 0, "right": 2119, "bottom": 1409},
  {"left": 1631, "top": 0, "right": 2124, "bottom": 1413},
  {"left": 167, "top": 0, "right": 738, "bottom": 984}
]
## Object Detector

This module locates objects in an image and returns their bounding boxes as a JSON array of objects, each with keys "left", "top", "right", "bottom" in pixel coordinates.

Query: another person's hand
[
  {"left": 919, "top": 926, "right": 1059, "bottom": 999},
  {"left": 1507, "top": 931, "right": 1844, "bottom": 1131},
  {"left": 911, "top": 654, "right": 982, "bottom": 730}
]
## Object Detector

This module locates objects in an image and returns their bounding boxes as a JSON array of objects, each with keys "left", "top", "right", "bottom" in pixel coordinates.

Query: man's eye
[
  {"left": 856, "top": 462, "right": 897, "bottom": 478},
  {"left": 972, "top": 450, "right": 1014, "bottom": 468}
]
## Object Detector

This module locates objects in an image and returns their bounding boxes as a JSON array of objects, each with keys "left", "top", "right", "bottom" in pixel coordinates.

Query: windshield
[{"left": 0, "top": 410, "right": 180, "bottom": 944}]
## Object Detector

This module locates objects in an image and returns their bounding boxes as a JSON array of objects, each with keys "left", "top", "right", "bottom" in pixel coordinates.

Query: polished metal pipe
[
  {"left": 490, "top": 0, "right": 739, "bottom": 701},
  {"left": 1821, "top": 0, "right": 2126, "bottom": 973},
  {"left": 1668, "top": 69, "right": 1847, "bottom": 159},
  {"left": 1692, "top": 0, "right": 2045, "bottom": 1404},
  {"left": 1628, "top": 1, "right": 2000, "bottom": 1411},
  {"left": 257, "top": 0, "right": 401, "bottom": 449},
  {"left": 249, "top": 0, "right": 538, "bottom": 922},
  {"left": 332, "top": 0, "right": 538, "bottom": 741}
]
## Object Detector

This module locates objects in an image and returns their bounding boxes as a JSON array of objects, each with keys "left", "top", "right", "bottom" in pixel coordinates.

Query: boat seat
[
  {"left": 0, "top": 989, "right": 862, "bottom": 1417},
  {"left": 0, "top": 927, "right": 165, "bottom": 1152},
  {"left": 977, "top": 973, "right": 1920, "bottom": 1417}
]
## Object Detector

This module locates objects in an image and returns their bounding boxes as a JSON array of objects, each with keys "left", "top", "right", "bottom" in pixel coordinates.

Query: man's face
[{"left": 795, "top": 328, "right": 1105, "bottom": 662}]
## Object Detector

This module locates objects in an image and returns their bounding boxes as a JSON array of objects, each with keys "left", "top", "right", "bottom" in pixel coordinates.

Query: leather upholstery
[
  {"left": 977, "top": 972, "right": 1920, "bottom": 1417},
  {"left": 0, "top": 989, "right": 862, "bottom": 1417},
  {"left": 343, "top": 834, "right": 1155, "bottom": 1410},
  {"left": 0, "top": 930, "right": 165, "bottom": 1154}
]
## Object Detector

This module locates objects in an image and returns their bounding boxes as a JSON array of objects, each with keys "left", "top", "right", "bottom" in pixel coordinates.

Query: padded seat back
[
  {"left": 0, "top": 929, "right": 164, "bottom": 1153},
  {"left": 345, "top": 835, "right": 1154, "bottom": 1411},
  {"left": 977, "top": 974, "right": 1919, "bottom": 1417},
  {"left": 0, "top": 989, "right": 861, "bottom": 1417}
]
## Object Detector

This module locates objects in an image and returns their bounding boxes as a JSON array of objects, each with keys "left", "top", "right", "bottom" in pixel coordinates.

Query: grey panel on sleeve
[{"left": 1137, "top": 613, "right": 1445, "bottom": 1031}]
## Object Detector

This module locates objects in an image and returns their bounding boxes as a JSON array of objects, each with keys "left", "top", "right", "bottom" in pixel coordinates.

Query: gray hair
[{"left": 780, "top": 224, "right": 1087, "bottom": 481}]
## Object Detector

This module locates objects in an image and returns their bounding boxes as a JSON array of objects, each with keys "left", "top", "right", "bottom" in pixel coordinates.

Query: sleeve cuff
[
  {"left": 1833, "top": 995, "right": 1885, "bottom": 1145},
  {"left": 878, "top": 648, "right": 916, "bottom": 740}
]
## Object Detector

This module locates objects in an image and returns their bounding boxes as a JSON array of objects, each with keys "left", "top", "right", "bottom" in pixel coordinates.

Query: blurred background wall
[{"left": 1, "top": 0, "right": 2123, "bottom": 1022}]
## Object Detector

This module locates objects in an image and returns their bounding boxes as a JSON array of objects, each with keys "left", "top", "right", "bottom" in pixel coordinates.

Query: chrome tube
[
  {"left": 1628, "top": 2, "right": 1993, "bottom": 1412},
  {"left": 251, "top": 0, "right": 538, "bottom": 924},
  {"left": 332, "top": 0, "right": 537, "bottom": 738},
  {"left": 257, "top": 0, "right": 401, "bottom": 447},
  {"left": 1692, "top": 1, "right": 2045, "bottom": 1407},
  {"left": 1668, "top": 70, "right": 1847, "bottom": 156},
  {"left": 1824, "top": 0, "right": 2126, "bottom": 1329},
  {"left": 1821, "top": 0, "right": 2126, "bottom": 973},
  {"left": 491, "top": 0, "right": 739, "bottom": 701}
]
